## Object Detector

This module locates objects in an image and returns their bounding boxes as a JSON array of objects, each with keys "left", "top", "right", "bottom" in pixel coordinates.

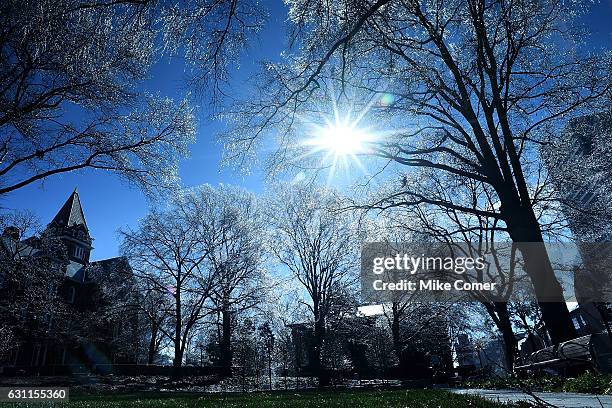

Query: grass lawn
[{"left": 4, "top": 389, "right": 521, "bottom": 407}]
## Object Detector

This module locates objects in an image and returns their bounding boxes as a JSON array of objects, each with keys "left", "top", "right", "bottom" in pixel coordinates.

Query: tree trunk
[
  {"left": 147, "top": 321, "right": 158, "bottom": 365},
  {"left": 173, "top": 347, "right": 184, "bottom": 378},
  {"left": 389, "top": 305, "right": 406, "bottom": 371},
  {"left": 268, "top": 351, "right": 273, "bottom": 390},
  {"left": 494, "top": 302, "right": 517, "bottom": 372},
  {"left": 313, "top": 310, "right": 328, "bottom": 387},
  {"left": 483, "top": 301, "right": 517, "bottom": 372},
  {"left": 503, "top": 204, "right": 576, "bottom": 344},
  {"left": 391, "top": 312, "right": 401, "bottom": 356},
  {"left": 220, "top": 306, "right": 233, "bottom": 375},
  {"left": 173, "top": 287, "right": 183, "bottom": 377}
]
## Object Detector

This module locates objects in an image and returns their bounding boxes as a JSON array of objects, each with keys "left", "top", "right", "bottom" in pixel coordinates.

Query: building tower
[{"left": 44, "top": 189, "right": 92, "bottom": 286}]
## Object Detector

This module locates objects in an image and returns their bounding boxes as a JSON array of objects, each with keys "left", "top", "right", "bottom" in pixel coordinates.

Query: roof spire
[{"left": 49, "top": 188, "right": 88, "bottom": 229}]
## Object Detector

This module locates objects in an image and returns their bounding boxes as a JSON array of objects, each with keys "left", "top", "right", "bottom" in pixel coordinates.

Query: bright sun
[
  {"left": 317, "top": 123, "right": 367, "bottom": 155},
  {"left": 306, "top": 120, "right": 370, "bottom": 158},
  {"left": 298, "top": 102, "right": 384, "bottom": 183}
]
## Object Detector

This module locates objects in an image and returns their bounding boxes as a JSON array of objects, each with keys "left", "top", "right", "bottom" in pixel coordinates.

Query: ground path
[{"left": 451, "top": 388, "right": 612, "bottom": 407}]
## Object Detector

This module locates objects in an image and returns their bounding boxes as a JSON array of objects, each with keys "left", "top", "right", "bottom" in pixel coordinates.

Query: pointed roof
[{"left": 50, "top": 188, "right": 88, "bottom": 230}]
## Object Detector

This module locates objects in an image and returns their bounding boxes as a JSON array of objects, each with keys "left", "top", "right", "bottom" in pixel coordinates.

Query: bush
[{"left": 562, "top": 372, "right": 612, "bottom": 395}]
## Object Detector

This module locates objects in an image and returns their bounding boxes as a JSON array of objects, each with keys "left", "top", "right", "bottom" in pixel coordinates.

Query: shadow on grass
[{"left": 31, "top": 388, "right": 523, "bottom": 407}]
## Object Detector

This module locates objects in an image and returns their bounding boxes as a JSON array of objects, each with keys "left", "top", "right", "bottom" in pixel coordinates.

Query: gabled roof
[
  {"left": 89, "top": 256, "right": 131, "bottom": 274},
  {"left": 50, "top": 188, "right": 88, "bottom": 230}
]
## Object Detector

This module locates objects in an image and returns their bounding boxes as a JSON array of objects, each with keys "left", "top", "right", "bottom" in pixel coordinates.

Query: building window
[
  {"left": 572, "top": 317, "right": 582, "bottom": 330},
  {"left": 68, "top": 286, "right": 76, "bottom": 304},
  {"left": 74, "top": 246, "right": 85, "bottom": 259}
]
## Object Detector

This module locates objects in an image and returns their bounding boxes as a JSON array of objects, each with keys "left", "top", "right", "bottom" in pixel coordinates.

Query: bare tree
[
  {"left": 0, "top": 211, "right": 69, "bottom": 362},
  {"left": 398, "top": 187, "right": 520, "bottom": 365},
  {"left": 121, "top": 184, "right": 268, "bottom": 371},
  {"left": 367, "top": 176, "right": 532, "bottom": 371},
  {"left": 119, "top": 197, "right": 217, "bottom": 371},
  {"left": 139, "top": 281, "right": 173, "bottom": 365},
  {"left": 225, "top": 0, "right": 612, "bottom": 343},
  {"left": 266, "top": 183, "right": 357, "bottom": 386},
  {"left": 359, "top": 213, "right": 464, "bottom": 373},
  {"left": 189, "top": 184, "right": 269, "bottom": 375},
  {"left": 0, "top": 0, "right": 265, "bottom": 196}
]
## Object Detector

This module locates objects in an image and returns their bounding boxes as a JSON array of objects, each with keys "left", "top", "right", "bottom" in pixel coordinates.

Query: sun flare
[
  {"left": 296, "top": 96, "right": 390, "bottom": 184},
  {"left": 312, "top": 122, "right": 368, "bottom": 156},
  {"left": 306, "top": 119, "right": 371, "bottom": 158},
  {"left": 297, "top": 109, "right": 379, "bottom": 185}
]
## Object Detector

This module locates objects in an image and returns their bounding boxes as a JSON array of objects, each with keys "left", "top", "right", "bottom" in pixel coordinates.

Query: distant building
[
  {"left": 556, "top": 113, "right": 611, "bottom": 240},
  {"left": 455, "top": 334, "right": 521, "bottom": 377},
  {"left": 550, "top": 113, "right": 612, "bottom": 337},
  {"left": 0, "top": 190, "right": 144, "bottom": 373},
  {"left": 287, "top": 310, "right": 453, "bottom": 381},
  {"left": 477, "top": 338, "right": 510, "bottom": 376},
  {"left": 453, "top": 334, "right": 480, "bottom": 376}
]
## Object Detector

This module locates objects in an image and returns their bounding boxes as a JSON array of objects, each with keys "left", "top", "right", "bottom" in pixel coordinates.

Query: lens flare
[{"left": 379, "top": 93, "right": 395, "bottom": 107}]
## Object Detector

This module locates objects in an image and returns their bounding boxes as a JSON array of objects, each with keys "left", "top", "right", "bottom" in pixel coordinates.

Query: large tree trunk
[
  {"left": 313, "top": 308, "right": 328, "bottom": 387},
  {"left": 220, "top": 305, "right": 233, "bottom": 375},
  {"left": 503, "top": 204, "right": 576, "bottom": 344},
  {"left": 389, "top": 303, "right": 406, "bottom": 373},
  {"left": 172, "top": 336, "right": 184, "bottom": 378},
  {"left": 173, "top": 287, "right": 183, "bottom": 377},
  {"left": 483, "top": 302, "right": 516, "bottom": 371},
  {"left": 173, "top": 347, "right": 184, "bottom": 372},
  {"left": 391, "top": 313, "right": 401, "bottom": 356},
  {"left": 494, "top": 302, "right": 517, "bottom": 372}
]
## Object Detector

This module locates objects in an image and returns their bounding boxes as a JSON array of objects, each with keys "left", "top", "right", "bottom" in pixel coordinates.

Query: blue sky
[
  {"left": 1, "top": 0, "right": 611, "bottom": 261},
  {"left": 0, "top": 1, "right": 289, "bottom": 261}
]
